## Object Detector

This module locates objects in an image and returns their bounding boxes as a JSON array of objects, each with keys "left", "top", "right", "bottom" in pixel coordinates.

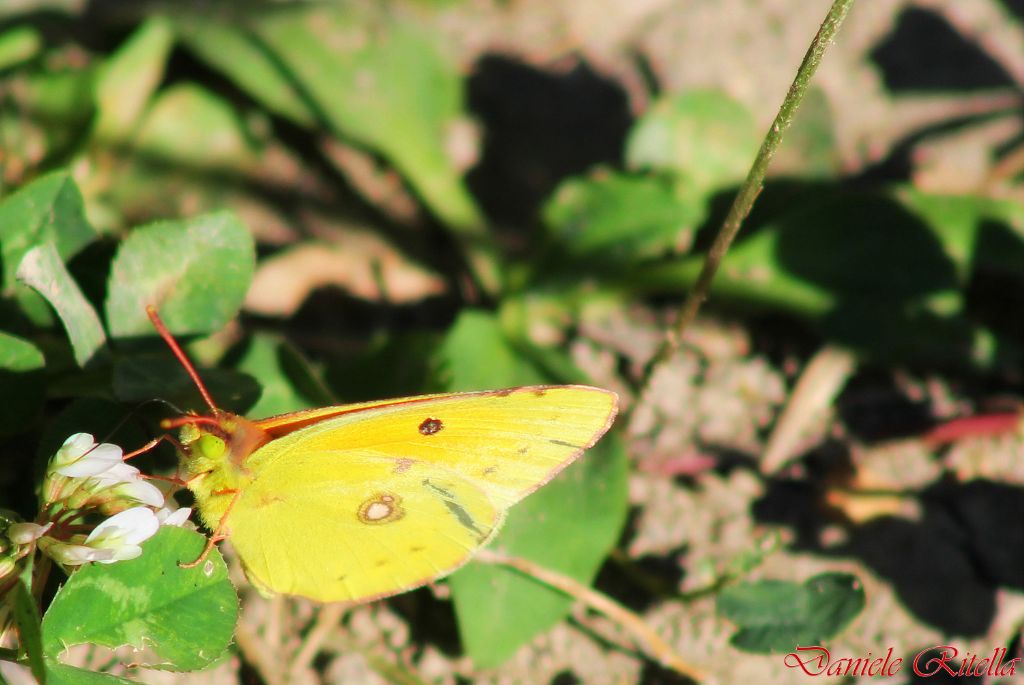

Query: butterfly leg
[
  {"left": 121, "top": 435, "right": 199, "bottom": 502},
  {"left": 124, "top": 433, "right": 196, "bottom": 489},
  {"left": 179, "top": 487, "right": 240, "bottom": 569},
  {"left": 126, "top": 433, "right": 203, "bottom": 495}
]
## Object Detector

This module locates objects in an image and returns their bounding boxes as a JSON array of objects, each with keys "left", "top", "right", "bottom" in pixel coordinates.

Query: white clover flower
[
  {"left": 91, "top": 463, "right": 164, "bottom": 508},
  {"left": 156, "top": 506, "right": 192, "bottom": 527},
  {"left": 44, "top": 541, "right": 117, "bottom": 566},
  {"left": 53, "top": 434, "right": 123, "bottom": 477},
  {"left": 83, "top": 506, "right": 160, "bottom": 564},
  {"left": 7, "top": 522, "right": 52, "bottom": 545}
]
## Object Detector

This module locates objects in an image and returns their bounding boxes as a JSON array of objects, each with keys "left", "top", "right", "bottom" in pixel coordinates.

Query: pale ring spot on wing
[
  {"left": 393, "top": 457, "right": 414, "bottom": 473},
  {"left": 357, "top": 493, "right": 405, "bottom": 525},
  {"left": 418, "top": 417, "right": 443, "bottom": 435}
]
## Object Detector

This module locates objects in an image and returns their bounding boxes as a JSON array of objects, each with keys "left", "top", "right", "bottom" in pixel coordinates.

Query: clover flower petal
[
  {"left": 87, "top": 506, "right": 160, "bottom": 545},
  {"left": 113, "top": 479, "right": 165, "bottom": 509},
  {"left": 54, "top": 433, "right": 92, "bottom": 461},
  {"left": 91, "top": 461, "right": 141, "bottom": 485},
  {"left": 7, "top": 522, "right": 52, "bottom": 545},
  {"left": 156, "top": 507, "right": 192, "bottom": 527},
  {"left": 126, "top": 481, "right": 164, "bottom": 508},
  {"left": 38, "top": 508, "right": 159, "bottom": 566},
  {"left": 84, "top": 506, "right": 160, "bottom": 564},
  {"left": 91, "top": 462, "right": 164, "bottom": 508},
  {"left": 54, "top": 434, "right": 124, "bottom": 477},
  {"left": 45, "top": 542, "right": 116, "bottom": 566}
]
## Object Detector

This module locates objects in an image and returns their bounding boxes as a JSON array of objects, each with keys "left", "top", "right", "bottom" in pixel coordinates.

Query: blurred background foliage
[{"left": 1, "top": 0, "right": 1023, "bottom": 683}]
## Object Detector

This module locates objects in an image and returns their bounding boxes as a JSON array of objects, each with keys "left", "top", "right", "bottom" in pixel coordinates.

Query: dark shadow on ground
[
  {"left": 755, "top": 476, "right": 1024, "bottom": 637},
  {"left": 466, "top": 55, "right": 633, "bottom": 232},
  {"left": 870, "top": 7, "right": 1016, "bottom": 92}
]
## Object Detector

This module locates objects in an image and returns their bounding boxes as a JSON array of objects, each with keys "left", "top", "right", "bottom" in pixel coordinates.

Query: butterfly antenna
[
  {"left": 136, "top": 397, "right": 188, "bottom": 416},
  {"left": 146, "top": 305, "right": 220, "bottom": 414}
]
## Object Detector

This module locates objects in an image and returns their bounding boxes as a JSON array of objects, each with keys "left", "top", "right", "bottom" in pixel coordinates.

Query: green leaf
[
  {"left": 717, "top": 573, "right": 865, "bottom": 654},
  {"left": 637, "top": 188, "right": 1024, "bottom": 308},
  {"left": 104, "top": 210, "right": 255, "bottom": 338},
  {"left": 42, "top": 526, "right": 238, "bottom": 671},
  {"left": 440, "top": 310, "right": 628, "bottom": 667},
  {"left": 91, "top": 16, "right": 175, "bottom": 143},
  {"left": 635, "top": 192, "right": 943, "bottom": 313},
  {"left": 22, "top": 69, "right": 96, "bottom": 127},
  {"left": 17, "top": 69, "right": 96, "bottom": 164},
  {"left": 776, "top": 87, "right": 839, "bottom": 177},
  {"left": 134, "top": 83, "right": 260, "bottom": 170},
  {"left": 897, "top": 187, "right": 1024, "bottom": 282},
  {"left": 17, "top": 242, "right": 108, "bottom": 368},
  {"left": 324, "top": 330, "right": 443, "bottom": 403},
  {"left": 543, "top": 170, "right": 702, "bottom": 264},
  {"left": 175, "top": 19, "right": 316, "bottom": 125},
  {"left": 0, "top": 330, "right": 45, "bottom": 436},
  {"left": 113, "top": 353, "right": 261, "bottom": 415},
  {"left": 13, "top": 555, "right": 45, "bottom": 684},
  {"left": 252, "top": 6, "right": 484, "bottom": 233},
  {"left": 0, "top": 170, "right": 97, "bottom": 298},
  {"left": 234, "top": 333, "right": 329, "bottom": 419},
  {"left": 437, "top": 310, "right": 538, "bottom": 388},
  {"left": 626, "top": 89, "right": 758, "bottom": 195},
  {"left": 44, "top": 662, "right": 134, "bottom": 685},
  {"left": 0, "top": 25, "right": 42, "bottom": 71},
  {"left": 631, "top": 188, "right": 1021, "bottom": 365}
]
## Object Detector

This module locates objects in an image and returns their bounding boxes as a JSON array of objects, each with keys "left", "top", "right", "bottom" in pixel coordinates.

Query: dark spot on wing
[
  {"left": 532, "top": 388, "right": 548, "bottom": 397},
  {"left": 495, "top": 388, "right": 514, "bottom": 397},
  {"left": 423, "top": 479, "right": 489, "bottom": 541},
  {"left": 423, "top": 479, "right": 454, "bottom": 499},
  {"left": 549, "top": 439, "right": 580, "bottom": 449},
  {"left": 374, "top": 559, "right": 389, "bottom": 567},
  {"left": 410, "top": 545, "right": 426, "bottom": 553},
  {"left": 442, "top": 499, "right": 488, "bottom": 542},
  {"left": 419, "top": 417, "right": 443, "bottom": 435},
  {"left": 517, "top": 446, "right": 529, "bottom": 455},
  {"left": 255, "top": 493, "right": 286, "bottom": 509}
]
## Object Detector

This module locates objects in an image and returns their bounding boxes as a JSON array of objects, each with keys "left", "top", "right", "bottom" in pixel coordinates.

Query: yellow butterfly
[{"left": 145, "top": 307, "right": 618, "bottom": 603}]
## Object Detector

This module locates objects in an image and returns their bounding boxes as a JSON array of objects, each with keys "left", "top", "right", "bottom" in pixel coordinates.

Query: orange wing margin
[{"left": 252, "top": 388, "right": 552, "bottom": 439}]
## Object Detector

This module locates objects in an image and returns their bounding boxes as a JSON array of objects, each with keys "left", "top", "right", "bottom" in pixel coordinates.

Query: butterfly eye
[{"left": 196, "top": 434, "right": 227, "bottom": 460}]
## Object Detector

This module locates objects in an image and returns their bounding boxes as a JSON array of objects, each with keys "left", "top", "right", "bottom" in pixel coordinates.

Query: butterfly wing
[
  {"left": 230, "top": 454, "right": 502, "bottom": 602},
  {"left": 228, "top": 385, "right": 617, "bottom": 602},
  {"left": 251, "top": 385, "right": 618, "bottom": 509}
]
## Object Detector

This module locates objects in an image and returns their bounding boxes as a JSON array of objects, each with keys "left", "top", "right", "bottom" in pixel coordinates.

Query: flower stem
[
  {"left": 650, "top": 0, "right": 856, "bottom": 372},
  {"left": 476, "top": 549, "right": 704, "bottom": 680}
]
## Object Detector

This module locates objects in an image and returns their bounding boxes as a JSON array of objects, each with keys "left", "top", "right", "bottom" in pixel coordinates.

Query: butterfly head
[
  {"left": 170, "top": 413, "right": 264, "bottom": 528},
  {"left": 170, "top": 412, "right": 271, "bottom": 479},
  {"left": 179, "top": 421, "right": 226, "bottom": 460}
]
